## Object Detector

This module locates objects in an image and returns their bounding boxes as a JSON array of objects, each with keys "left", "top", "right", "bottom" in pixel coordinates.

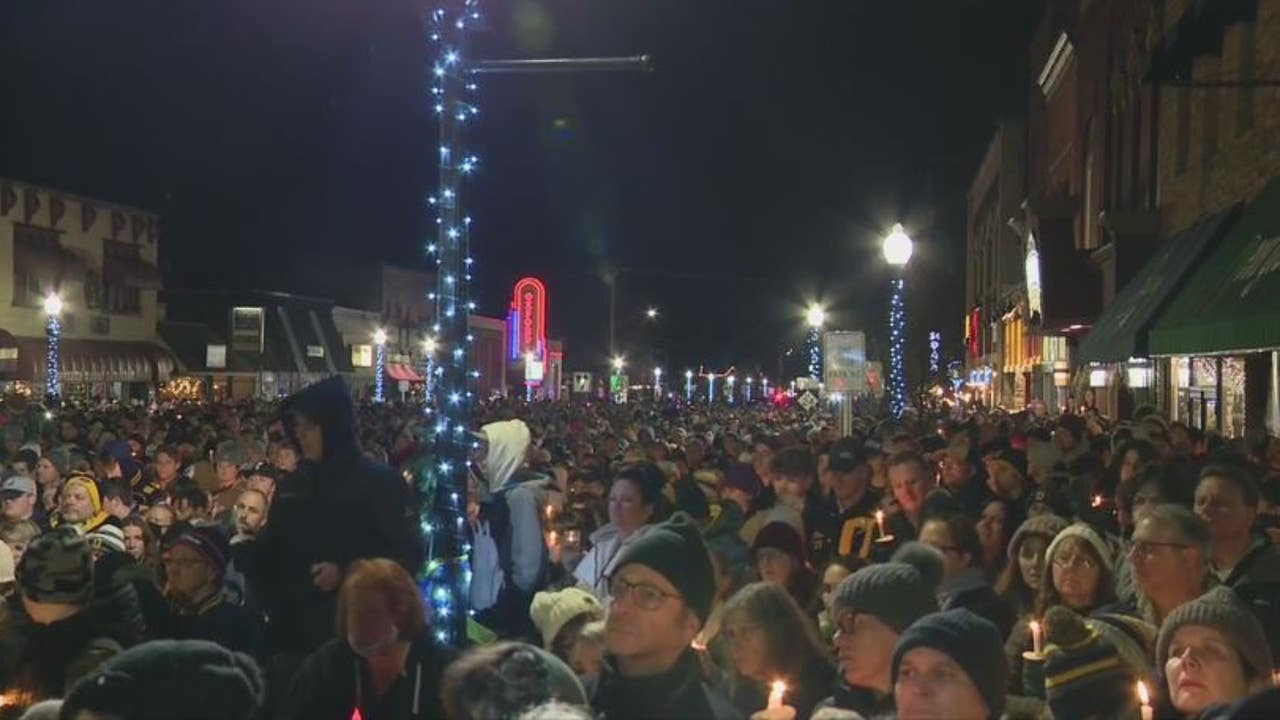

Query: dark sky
[{"left": 0, "top": 0, "right": 1041, "bottom": 377}]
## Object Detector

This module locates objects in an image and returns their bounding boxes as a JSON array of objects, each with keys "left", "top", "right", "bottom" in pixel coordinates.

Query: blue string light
[
  {"left": 374, "top": 338, "right": 386, "bottom": 403},
  {"left": 928, "top": 330, "right": 941, "bottom": 376},
  {"left": 46, "top": 314, "right": 60, "bottom": 404},
  {"left": 889, "top": 277, "right": 906, "bottom": 417},
  {"left": 807, "top": 326, "right": 822, "bottom": 380},
  {"left": 414, "top": 0, "right": 482, "bottom": 647}
]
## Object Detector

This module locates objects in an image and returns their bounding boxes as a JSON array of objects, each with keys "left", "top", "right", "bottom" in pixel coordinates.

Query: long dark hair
[{"left": 719, "top": 581, "right": 833, "bottom": 700}]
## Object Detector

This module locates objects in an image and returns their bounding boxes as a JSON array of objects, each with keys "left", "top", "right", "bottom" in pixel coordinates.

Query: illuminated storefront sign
[{"left": 509, "top": 277, "right": 548, "bottom": 363}]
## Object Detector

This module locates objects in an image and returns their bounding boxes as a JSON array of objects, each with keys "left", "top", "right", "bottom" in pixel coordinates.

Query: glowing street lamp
[
  {"left": 612, "top": 356, "right": 626, "bottom": 372},
  {"left": 883, "top": 223, "right": 914, "bottom": 417},
  {"left": 373, "top": 328, "right": 388, "bottom": 403},
  {"left": 707, "top": 372, "right": 716, "bottom": 404},
  {"left": 645, "top": 307, "right": 659, "bottom": 320},
  {"left": 726, "top": 374, "right": 736, "bottom": 405},
  {"left": 762, "top": 376, "right": 770, "bottom": 399},
  {"left": 745, "top": 376, "right": 753, "bottom": 403},
  {"left": 43, "top": 292, "right": 63, "bottom": 405},
  {"left": 653, "top": 367, "right": 662, "bottom": 400},
  {"left": 685, "top": 369, "right": 694, "bottom": 402}
]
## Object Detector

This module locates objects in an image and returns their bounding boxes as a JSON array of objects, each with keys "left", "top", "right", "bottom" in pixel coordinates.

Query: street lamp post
[
  {"left": 611, "top": 356, "right": 625, "bottom": 403},
  {"left": 685, "top": 370, "right": 694, "bottom": 402},
  {"left": 762, "top": 376, "right": 770, "bottom": 399},
  {"left": 883, "top": 223, "right": 914, "bottom": 417},
  {"left": 707, "top": 373, "right": 716, "bottom": 404},
  {"left": 727, "top": 374, "right": 736, "bottom": 405},
  {"left": 373, "top": 328, "right": 388, "bottom": 403},
  {"left": 653, "top": 367, "right": 662, "bottom": 401},
  {"left": 43, "top": 292, "right": 62, "bottom": 406},
  {"left": 806, "top": 304, "right": 826, "bottom": 381},
  {"left": 745, "top": 376, "right": 753, "bottom": 403}
]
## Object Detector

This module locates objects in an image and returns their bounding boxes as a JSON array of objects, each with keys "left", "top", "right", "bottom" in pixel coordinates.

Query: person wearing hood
[
  {"left": 100, "top": 439, "right": 161, "bottom": 507},
  {"left": 232, "top": 376, "right": 421, "bottom": 657},
  {"left": 52, "top": 471, "right": 111, "bottom": 535},
  {"left": 469, "top": 418, "right": 560, "bottom": 639}
]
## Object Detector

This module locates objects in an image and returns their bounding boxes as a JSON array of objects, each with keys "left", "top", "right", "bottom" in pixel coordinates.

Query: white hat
[
  {"left": 86, "top": 525, "right": 127, "bottom": 555},
  {"left": 0, "top": 540, "right": 15, "bottom": 584}
]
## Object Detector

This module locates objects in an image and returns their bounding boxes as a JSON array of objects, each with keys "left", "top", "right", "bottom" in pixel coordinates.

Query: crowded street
[{"left": 4, "top": 0, "right": 1280, "bottom": 719}]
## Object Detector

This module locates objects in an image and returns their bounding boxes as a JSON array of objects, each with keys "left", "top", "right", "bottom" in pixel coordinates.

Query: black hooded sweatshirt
[{"left": 233, "top": 377, "right": 421, "bottom": 654}]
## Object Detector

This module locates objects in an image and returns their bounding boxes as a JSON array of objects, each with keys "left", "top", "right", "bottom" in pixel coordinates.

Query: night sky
[{"left": 0, "top": 0, "right": 1041, "bottom": 378}]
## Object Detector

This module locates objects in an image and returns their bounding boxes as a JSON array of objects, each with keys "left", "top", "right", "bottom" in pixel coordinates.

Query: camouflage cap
[{"left": 18, "top": 526, "right": 93, "bottom": 605}]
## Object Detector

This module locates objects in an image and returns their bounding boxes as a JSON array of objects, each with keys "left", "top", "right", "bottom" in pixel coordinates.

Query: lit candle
[
  {"left": 1273, "top": 668, "right": 1280, "bottom": 687},
  {"left": 544, "top": 504, "right": 555, "bottom": 522},
  {"left": 1137, "top": 681, "right": 1152, "bottom": 720},
  {"left": 1091, "top": 494, "right": 1103, "bottom": 508},
  {"left": 767, "top": 680, "right": 786, "bottom": 710},
  {"left": 1029, "top": 620, "right": 1043, "bottom": 656},
  {"left": 547, "top": 530, "right": 559, "bottom": 549},
  {"left": 875, "top": 509, "right": 886, "bottom": 537}
]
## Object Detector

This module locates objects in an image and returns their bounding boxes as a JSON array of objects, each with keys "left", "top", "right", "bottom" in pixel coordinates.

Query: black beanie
[
  {"left": 60, "top": 639, "right": 265, "bottom": 720},
  {"left": 833, "top": 562, "right": 939, "bottom": 634},
  {"left": 611, "top": 511, "right": 715, "bottom": 625},
  {"left": 892, "top": 609, "right": 1008, "bottom": 719}
]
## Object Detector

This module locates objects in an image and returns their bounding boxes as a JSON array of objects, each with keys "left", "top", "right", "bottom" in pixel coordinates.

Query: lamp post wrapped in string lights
[
  {"left": 44, "top": 292, "right": 62, "bottom": 406},
  {"left": 882, "top": 223, "right": 914, "bottom": 417}
]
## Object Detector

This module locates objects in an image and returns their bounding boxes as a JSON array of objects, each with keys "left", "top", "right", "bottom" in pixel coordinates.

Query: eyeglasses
[
  {"left": 608, "top": 576, "right": 682, "bottom": 611},
  {"left": 1051, "top": 554, "right": 1098, "bottom": 571},
  {"left": 1128, "top": 540, "right": 1190, "bottom": 559}
]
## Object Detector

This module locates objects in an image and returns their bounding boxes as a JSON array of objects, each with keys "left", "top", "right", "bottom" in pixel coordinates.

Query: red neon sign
[{"left": 511, "top": 277, "right": 547, "bottom": 360}]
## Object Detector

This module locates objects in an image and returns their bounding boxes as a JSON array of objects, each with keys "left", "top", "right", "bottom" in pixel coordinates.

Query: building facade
[{"left": 0, "top": 179, "right": 175, "bottom": 400}]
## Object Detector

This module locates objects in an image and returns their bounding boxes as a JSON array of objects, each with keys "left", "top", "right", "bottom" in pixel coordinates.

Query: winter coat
[
  {"left": 938, "top": 566, "right": 1015, "bottom": 639},
  {"left": 233, "top": 377, "right": 421, "bottom": 654},
  {"left": 815, "top": 679, "right": 896, "bottom": 719},
  {"left": 277, "top": 631, "right": 456, "bottom": 720},
  {"left": 591, "top": 650, "right": 741, "bottom": 720},
  {"left": 574, "top": 523, "right": 656, "bottom": 602},
  {"left": 0, "top": 584, "right": 144, "bottom": 701},
  {"left": 1221, "top": 537, "right": 1280, "bottom": 660},
  {"left": 159, "top": 591, "right": 264, "bottom": 658}
]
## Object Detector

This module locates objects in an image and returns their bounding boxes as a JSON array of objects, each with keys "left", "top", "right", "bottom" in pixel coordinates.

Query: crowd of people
[{"left": 2, "top": 376, "right": 1280, "bottom": 719}]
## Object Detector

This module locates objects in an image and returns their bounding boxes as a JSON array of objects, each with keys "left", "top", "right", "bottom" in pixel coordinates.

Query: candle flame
[
  {"left": 1028, "top": 619, "right": 1040, "bottom": 633},
  {"left": 875, "top": 509, "right": 884, "bottom": 521},
  {"left": 1092, "top": 494, "right": 1103, "bottom": 508},
  {"left": 1137, "top": 680, "right": 1150, "bottom": 705}
]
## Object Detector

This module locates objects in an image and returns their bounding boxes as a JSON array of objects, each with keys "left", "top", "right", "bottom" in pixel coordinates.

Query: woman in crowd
[
  {"left": 529, "top": 587, "right": 605, "bottom": 674},
  {"left": 717, "top": 581, "right": 835, "bottom": 720},
  {"left": 120, "top": 514, "right": 155, "bottom": 568},
  {"left": 975, "top": 497, "right": 1024, "bottom": 581},
  {"left": 996, "top": 514, "right": 1069, "bottom": 619},
  {"left": 573, "top": 464, "right": 667, "bottom": 601},
  {"left": 1038, "top": 522, "right": 1117, "bottom": 615},
  {"left": 817, "top": 556, "right": 860, "bottom": 644},
  {"left": 750, "top": 519, "right": 821, "bottom": 620},
  {"left": 1158, "top": 586, "right": 1275, "bottom": 719},
  {"left": 278, "top": 558, "right": 457, "bottom": 720}
]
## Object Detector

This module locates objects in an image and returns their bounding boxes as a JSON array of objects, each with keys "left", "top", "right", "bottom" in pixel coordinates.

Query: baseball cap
[
  {"left": 827, "top": 437, "right": 869, "bottom": 473},
  {"left": 0, "top": 474, "right": 37, "bottom": 498}
]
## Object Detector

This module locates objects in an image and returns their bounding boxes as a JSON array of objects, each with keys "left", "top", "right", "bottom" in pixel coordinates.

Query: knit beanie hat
[
  {"left": 751, "top": 519, "right": 807, "bottom": 568},
  {"left": 1006, "top": 514, "right": 1070, "bottom": 563},
  {"left": 1041, "top": 606, "right": 1136, "bottom": 720},
  {"left": 17, "top": 526, "right": 93, "bottom": 605},
  {"left": 45, "top": 445, "right": 71, "bottom": 475},
  {"left": 1156, "top": 586, "right": 1274, "bottom": 680},
  {"left": 892, "top": 609, "right": 1008, "bottom": 718},
  {"left": 833, "top": 562, "right": 939, "bottom": 634},
  {"left": 611, "top": 511, "right": 716, "bottom": 624},
  {"left": 63, "top": 472, "right": 104, "bottom": 514},
  {"left": 1089, "top": 612, "right": 1158, "bottom": 677},
  {"left": 86, "top": 525, "right": 127, "bottom": 555},
  {"left": 60, "top": 639, "right": 265, "bottom": 720},
  {"left": 529, "top": 587, "right": 604, "bottom": 650},
  {"left": 890, "top": 541, "right": 946, "bottom": 593},
  {"left": 171, "top": 525, "right": 230, "bottom": 580},
  {"left": 1044, "top": 522, "right": 1115, "bottom": 576}
]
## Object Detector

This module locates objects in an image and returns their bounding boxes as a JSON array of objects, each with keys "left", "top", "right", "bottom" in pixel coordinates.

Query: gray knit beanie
[
  {"left": 833, "top": 562, "right": 940, "bottom": 634},
  {"left": 1044, "top": 522, "right": 1115, "bottom": 577},
  {"left": 891, "top": 541, "right": 945, "bottom": 592},
  {"left": 1156, "top": 586, "right": 1273, "bottom": 681},
  {"left": 892, "top": 609, "right": 1008, "bottom": 718},
  {"left": 1007, "top": 514, "right": 1070, "bottom": 562}
]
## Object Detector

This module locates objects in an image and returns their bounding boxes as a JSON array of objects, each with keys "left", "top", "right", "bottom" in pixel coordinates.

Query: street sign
[
  {"left": 823, "top": 331, "right": 867, "bottom": 393},
  {"left": 572, "top": 372, "right": 593, "bottom": 393},
  {"left": 797, "top": 390, "right": 819, "bottom": 413}
]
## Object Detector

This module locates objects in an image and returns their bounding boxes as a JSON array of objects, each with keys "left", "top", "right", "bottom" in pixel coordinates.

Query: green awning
[
  {"left": 1149, "top": 176, "right": 1280, "bottom": 356},
  {"left": 1077, "top": 208, "right": 1236, "bottom": 364}
]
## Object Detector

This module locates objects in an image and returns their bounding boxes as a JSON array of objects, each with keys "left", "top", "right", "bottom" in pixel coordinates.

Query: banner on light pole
[{"left": 823, "top": 331, "right": 867, "bottom": 394}]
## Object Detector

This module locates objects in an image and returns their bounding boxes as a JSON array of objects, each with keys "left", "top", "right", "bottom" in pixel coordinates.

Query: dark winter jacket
[
  {"left": 94, "top": 550, "right": 166, "bottom": 638},
  {"left": 233, "top": 377, "right": 421, "bottom": 654},
  {"left": 591, "top": 650, "right": 741, "bottom": 720},
  {"left": 939, "top": 566, "right": 1016, "bottom": 639},
  {"left": 815, "top": 679, "right": 896, "bottom": 719},
  {"left": 276, "top": 632, "right": 456, "bottom": 720},
  {"left": 0, "top": 585, "right": 144, "bottom": 701},
  {"left": 1222, "top": 537, "right": 1280, "bottom": 660},
  {"left": 160, "top": 591, "right": 264, "bottom": 658}
]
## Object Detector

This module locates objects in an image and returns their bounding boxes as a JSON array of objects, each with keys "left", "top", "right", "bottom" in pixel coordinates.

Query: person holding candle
[
  {"left": 590, "top": 511, "right": 739, "bottom": 720},
  {"left": 1157, "top": 586, "right": 1275, "bottom": 719},
  {"left": 1037, "top": 605, "right": 1146, "bottom": 720},
  {"left": 816, "top": 560, "right": 941, "bottom": 718},
  {"left": 718, "top": 581, "right": 836, "bottom": 720},
  {"left": 885, "top": 452, "right": 939, "bottom": 542},
  {"left": 996, "top": 514, "right": 1070, "bottom": 620}
]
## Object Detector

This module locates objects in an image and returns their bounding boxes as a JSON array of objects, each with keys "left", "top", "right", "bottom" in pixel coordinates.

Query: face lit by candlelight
[{"left": 1164, "top": 625, "right": 1254, "bottom": 716}]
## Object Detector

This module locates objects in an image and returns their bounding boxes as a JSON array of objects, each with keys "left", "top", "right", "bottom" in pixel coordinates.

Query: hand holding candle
[
  {"left": 874, "top": 509, "right": 894, "bottom": 543},
  {"left": 1137, "top": 680, "right": 1153, "bottom": 720}
]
